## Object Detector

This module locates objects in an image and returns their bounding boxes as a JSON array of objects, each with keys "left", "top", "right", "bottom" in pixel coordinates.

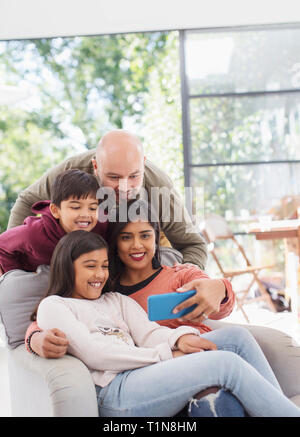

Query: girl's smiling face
[
  {"left": 72, "top": 248, "right": 109, "bottom": 300},
  {"left": 117, "top": 220, "right": 156, "bottom": 273}
]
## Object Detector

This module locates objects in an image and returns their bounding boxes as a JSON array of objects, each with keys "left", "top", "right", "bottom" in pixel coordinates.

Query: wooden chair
[{"left": 202, "top": 214, "right": 277, "bottom": 322}]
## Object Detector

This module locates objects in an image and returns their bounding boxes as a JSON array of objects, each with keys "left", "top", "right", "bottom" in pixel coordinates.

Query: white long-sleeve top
[{"left": 37, "top": 292, "right": 200, "bottom": 387}]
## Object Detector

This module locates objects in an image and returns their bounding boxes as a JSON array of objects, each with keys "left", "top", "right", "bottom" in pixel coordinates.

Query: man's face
[{"left": 93, "top": 153, "right": 145, "bottom": 202}]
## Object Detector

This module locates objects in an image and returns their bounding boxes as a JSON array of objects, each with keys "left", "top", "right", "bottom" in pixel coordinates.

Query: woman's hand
[
  {"left": 173, "top": 279, "right": 227, "bottom": 323},
  {"left": 176, "top": 334, "right": 217, "bottom": 354},
  {"left": 30, "top": 329, "right": 69, "bottom": 358}
]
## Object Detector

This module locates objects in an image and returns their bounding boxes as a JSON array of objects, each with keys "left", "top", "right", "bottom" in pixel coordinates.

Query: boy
[{"left": 0, "top": 169, "right": 107, "bottom": 275}]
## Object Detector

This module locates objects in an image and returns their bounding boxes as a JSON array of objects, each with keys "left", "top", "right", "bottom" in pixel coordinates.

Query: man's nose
[{"left": 118, "top": 178, "right": 128, "bottom": 192}]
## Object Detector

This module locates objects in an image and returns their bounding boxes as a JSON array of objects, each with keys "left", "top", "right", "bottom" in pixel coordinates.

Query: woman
[{"left": 105, "top": 199, "right": 234, "bottom": 333}]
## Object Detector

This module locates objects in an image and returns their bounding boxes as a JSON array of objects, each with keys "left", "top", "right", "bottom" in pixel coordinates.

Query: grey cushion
[
  {"left": 159, "top": 246, "right": 183, "bottom": 266},
  {"left": 0, "top": 265, "right": 50, "bottom": 348}
]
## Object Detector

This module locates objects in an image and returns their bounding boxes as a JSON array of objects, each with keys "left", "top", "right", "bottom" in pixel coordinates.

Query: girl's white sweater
[{"left": 37, "top": 292, "right": 200, "bottom": 387}]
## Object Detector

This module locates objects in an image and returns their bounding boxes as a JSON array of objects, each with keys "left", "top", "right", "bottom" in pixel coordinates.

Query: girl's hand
[
  {"left": 173, "top": 279, "right": 227, "bottom": 323},
  {"left": 172, "top": 350, "right": 186, "bottom": 358},
  {"left": 176, "top": 334, "right": 217, "bottom": 354}
]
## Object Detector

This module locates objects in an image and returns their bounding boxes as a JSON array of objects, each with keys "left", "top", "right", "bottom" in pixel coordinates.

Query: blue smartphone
[{"left": 147, "top": 289, "right": 197, "bottom": 321}]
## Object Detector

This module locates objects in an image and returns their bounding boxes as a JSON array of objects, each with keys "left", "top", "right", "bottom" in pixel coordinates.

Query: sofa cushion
[
  {"left": 159, "top": 246, "right": 183, "bottom": 266},
  {"left": 0, "top": 265, "right": 50, "bottom": 348}
]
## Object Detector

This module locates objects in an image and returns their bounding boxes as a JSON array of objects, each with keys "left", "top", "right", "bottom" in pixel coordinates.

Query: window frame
[{"left": 179, "top": 24, "right": 300, "bottom": 217}]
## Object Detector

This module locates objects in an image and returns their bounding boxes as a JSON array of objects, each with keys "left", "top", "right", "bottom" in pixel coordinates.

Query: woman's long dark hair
[
  {"left": 31, "top": 230, "right": 108, "bottom": 320},
  {"left": 105, "top": 199, "right": 161, "bottom": 291}
]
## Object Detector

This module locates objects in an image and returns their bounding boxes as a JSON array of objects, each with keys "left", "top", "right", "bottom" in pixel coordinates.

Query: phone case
[{"left": 147, "top": 289, "right": 197, "bottom": 321}]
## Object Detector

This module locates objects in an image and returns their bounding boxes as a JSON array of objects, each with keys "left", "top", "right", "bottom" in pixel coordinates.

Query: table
[{"left": 248, "top": 219, "right": 300, "bottom": 320}]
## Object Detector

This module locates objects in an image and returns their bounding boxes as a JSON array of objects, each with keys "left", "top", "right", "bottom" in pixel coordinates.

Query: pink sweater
[
  {"left": 37, "top": 292, "right": 201, "bottom": 387},
  {"left": 116, "top": 266, "right": 235, "bottom": 334}
]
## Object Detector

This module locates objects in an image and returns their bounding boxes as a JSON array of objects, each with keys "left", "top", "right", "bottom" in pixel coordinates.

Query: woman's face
[
  {"left": 117, "top": 220, "right": 156, "bottom": 272},
  {"left": 72, "top": 248, "right": 109, "bottom": 300}
]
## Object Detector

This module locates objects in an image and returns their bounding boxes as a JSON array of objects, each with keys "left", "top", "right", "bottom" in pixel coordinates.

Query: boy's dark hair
[
  {"left": 104, "top": 199, "right": 161, "bottom": 291},
  {"left": 31, "top": 230, "right": 108, "bottom": 321},
  {"left": 50, "top": 169, "right": 99, "bottom": 206}
]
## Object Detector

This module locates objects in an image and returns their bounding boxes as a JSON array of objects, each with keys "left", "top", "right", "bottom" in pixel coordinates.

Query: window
[{"left": 180, "top": 25, "right": 300, "bottom": 233}]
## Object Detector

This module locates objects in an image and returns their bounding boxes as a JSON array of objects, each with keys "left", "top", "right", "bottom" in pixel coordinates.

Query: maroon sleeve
[{"left": 0, "top": 226, "right": 29, "bottom": 272}]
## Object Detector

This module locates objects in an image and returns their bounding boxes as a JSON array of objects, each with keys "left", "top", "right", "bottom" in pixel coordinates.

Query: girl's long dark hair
[
  {"left": 105, "top": 199, "right": 161, "bottom": 291},
  {"left": 31, "top": 230, "right": 108, "bottom": 320}
]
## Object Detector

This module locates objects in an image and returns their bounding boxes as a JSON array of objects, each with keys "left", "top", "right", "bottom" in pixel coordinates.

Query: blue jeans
[{"left": 95, "top": 326, "right": 300, "bottom": 417}]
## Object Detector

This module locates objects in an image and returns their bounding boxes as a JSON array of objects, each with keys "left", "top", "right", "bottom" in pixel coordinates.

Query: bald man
[{"left": 7, "top": 130, "right": 207, "bottom": 269}]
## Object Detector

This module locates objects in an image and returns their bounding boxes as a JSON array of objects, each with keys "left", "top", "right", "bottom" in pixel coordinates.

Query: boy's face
[{"left": 50, "top": 195, "right": 99, "bottom": 233}]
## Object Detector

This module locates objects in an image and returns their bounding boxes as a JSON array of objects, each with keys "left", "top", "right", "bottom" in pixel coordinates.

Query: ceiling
[{"left": 1, "top": 0, "right": 300, "bottom": 40}]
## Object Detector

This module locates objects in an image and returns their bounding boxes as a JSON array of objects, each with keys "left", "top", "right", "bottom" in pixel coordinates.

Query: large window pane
[
  {"left": 190, "top": 93, "right": 300, "bottom": 164},
  {"left": 185, "top": 27, "right": 300, "bottom": 95},
  {"left": 191, "top": 162, "right": 300, "bottom": 232}
]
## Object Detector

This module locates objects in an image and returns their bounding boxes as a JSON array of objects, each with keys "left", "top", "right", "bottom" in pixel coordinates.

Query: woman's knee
[
  {"left": 219, "top": 325, "right": 256, "bottom": 345},
  {"left": 202, "top": 350, "right": 246, "bottom": 384}
]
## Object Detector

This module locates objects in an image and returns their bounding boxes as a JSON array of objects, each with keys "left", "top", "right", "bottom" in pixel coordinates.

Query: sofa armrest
[{"left": 8, "top": 344, "right": 98, "bottom": 417}]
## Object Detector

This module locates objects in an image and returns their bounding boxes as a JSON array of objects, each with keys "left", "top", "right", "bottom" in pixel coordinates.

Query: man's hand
[
  {"left": 176, "top": 334, "right": 217, "bottom": 354},
  {"left": 30, "top": 329, "right": 68, "bottom": 358},
  {"left": 172, "top": 262, "right": 200, "bottom": 272},
  {"left": 173, "top": 279, "right": 226, "bottom": 323}
]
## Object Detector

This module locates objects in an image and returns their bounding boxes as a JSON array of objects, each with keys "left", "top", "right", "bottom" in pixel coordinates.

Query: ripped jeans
[{"left": 95, "top": 326, "right": 300, "bottom": 417}]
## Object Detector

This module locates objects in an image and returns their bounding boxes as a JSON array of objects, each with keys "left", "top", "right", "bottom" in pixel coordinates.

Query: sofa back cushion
[{"left": 0, "top": 265, "right": 50, "bottom": 348}]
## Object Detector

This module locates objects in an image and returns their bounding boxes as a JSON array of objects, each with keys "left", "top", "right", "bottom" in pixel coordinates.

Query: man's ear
[
  {"left": 92, "top": 158, "right": 98, "bottom": 176},
  {"left": 49, "top": 203, "right": 60, "bottom": 219}
]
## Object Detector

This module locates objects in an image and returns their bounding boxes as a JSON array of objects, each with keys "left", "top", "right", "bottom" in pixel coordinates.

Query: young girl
[{"left": 35, "top": 229, "right": 300, "bottom": 417}]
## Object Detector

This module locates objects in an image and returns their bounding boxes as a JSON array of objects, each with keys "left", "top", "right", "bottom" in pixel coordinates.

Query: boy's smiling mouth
[{"left": 76, "top": 220, "right": 92, "bottom": 228}]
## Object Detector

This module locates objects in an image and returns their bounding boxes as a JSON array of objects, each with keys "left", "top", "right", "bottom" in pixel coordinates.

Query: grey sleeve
[
  {"left": 145, "top": 163, "right": 207, "bottom": 269},
  {"left": 159, "top": 185, "right": 207, "bottom": 269}
]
